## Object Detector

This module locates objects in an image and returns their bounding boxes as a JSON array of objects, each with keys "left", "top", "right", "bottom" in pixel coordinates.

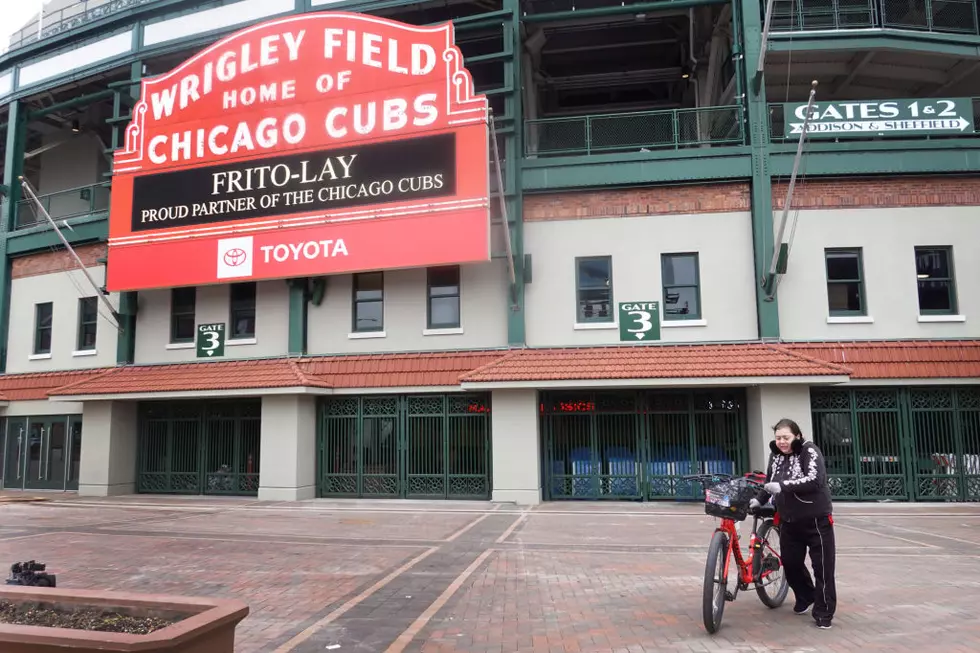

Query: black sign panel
[{"left": 131, "top": 132, "right": 457, "bottom": 232}]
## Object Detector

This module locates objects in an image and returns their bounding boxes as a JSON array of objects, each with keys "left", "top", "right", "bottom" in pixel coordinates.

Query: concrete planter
[{"left": 0, "top": 586, "right": 249, "bottom": 653}]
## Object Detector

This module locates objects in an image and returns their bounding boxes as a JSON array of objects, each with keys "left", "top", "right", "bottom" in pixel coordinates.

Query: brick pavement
[{"left": 0, "top": 496, "right": 977, "bottom": 652}]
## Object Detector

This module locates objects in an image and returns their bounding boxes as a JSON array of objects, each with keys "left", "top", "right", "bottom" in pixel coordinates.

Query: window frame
[
  {"left": 351, "top": 271, "right": 385, "bottom": 333},
  {"left": 660, "top": 252, "right": 702, "bottom": 321},
  {"left": 426, "top": 265, "right": 461, "bottom": 330},
  {"left": 574, "top": 255, "right": 614, "bottom": 324},
  {"left": 76, "top": 296, "right": 98, "bottom": 351},
  {"left": 170, "top": 287, "right": 197, "bottom": 343},
  {"left": 33, "top": 302, "right": 53, "bottom": 355},
  {"left": 824, "top": 247, "right": 866, "bottom": 317},
  {"left": 229, "top": 282, "right": 257, "bottom": 340},
  {"left": 914, "top": 246, "right": 957, "bottom": 315}
]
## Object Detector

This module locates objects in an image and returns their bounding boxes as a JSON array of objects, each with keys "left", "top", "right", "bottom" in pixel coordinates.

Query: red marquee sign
[{"left": 105, "top": 11, "right": 489, "bottom": 292}]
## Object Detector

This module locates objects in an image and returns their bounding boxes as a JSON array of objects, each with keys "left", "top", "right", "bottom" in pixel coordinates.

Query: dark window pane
[
  {"left": 173, "top": 315, "right": 195, "bottom": 341},
  {"left": 826, "top": 253, "right": 860, "bottom": 281},
  {"left": 916, "top": 249, "right": 950, "bottom": 279},
  {"left": 662, "top": 254, "right": 698, "bottom": 286},
  {"left": 173, "top": 287, "right": 195, "bottom": 311},
  {"left": 428, "top": 266, "right": 459, "bottom": 292},
  {"left": 354, "top": 273, "right": 383, "bottom": 301},
  {"left": 577, "top": 288, "right": 611, "bottom": 320},
  {"left": 80, "top": 297, "right": 97, "bottom": 322},
  {"left": 230, "top": 282, "right": 256, "bottom": 338},
  {"left": 429, "top": 296, "right": 460, "bottom": 328},
  {"left": 828, "top": 282, "right": 862, "bottom": 313},
  {"left": 577, "top": 258, "right": 610, "bottom": 289},
  {"left": 37, "top": 303, "right": 52, "bottom": 328},
  {"left": 37, "top": 329, "right": 51, "bottom": 354},
  {"left": 35, "top": 303, "right": 52, "bottom": 354},
  {"left": 355, "top": 301, "right": 384, "bottom": 331},
  {"left": 917, "top": 280, "right": 952, "bottom": 312},
  {"left": 663, "top": 285, "right": 700, "bottom": 317}
]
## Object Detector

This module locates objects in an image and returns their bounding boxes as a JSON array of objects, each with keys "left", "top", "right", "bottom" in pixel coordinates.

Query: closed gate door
[
  {"left": 541, "top": 390, "right": 747, "bottom": 501},
  {"left": 812, "top": 387, "right": 980, "bottom": 502},
  {"left": 318, "top": 394, "right": 491, "bottom": 499},
  {"left": 2, "top": 417, "right": 81, "bottom": 491},
  {"left": 137, "top": 400, "right": 261, "bottom": 495}
]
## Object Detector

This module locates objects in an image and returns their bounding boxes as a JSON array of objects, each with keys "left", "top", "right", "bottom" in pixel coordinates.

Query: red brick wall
[
  {"left": 772, "top": 176, "right": 980, "bottom": 209},
  {"left": 11, "top": 243, "right": 107, "bottom": 279},
  {"left": 525, "top": 176, "right": 980, "bottom": 221},
  {"left": 523, "top": 182, "right": 751, "bottom": 221}
]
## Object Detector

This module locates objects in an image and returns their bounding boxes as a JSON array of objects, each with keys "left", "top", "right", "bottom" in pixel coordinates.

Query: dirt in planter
[{"left": 0, "top": 600, "right": 181, "bottom": 634}]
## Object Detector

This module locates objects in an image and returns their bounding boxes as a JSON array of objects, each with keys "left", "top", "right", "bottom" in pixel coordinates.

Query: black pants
[{"left": 779, "top": 514, "right": 837, "bottom": 622}]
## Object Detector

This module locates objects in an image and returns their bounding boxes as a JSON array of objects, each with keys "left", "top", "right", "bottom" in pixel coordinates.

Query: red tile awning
[
  {"left": 0, "top": 370, "right": 106, "bottom": 402},
  {"left": 782, "top": 340, "right": 980, "bottom": 379},
  {"left": 458, "top": 343, "right": 851, "bottom": 385},
  {"left": 45, "top": 351, "right": 509, "bottom": 399}
]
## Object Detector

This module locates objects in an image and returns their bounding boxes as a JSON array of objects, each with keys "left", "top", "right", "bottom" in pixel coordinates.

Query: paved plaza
[{"left": 0, "top": 495, "right": 978, "bottom": 652}]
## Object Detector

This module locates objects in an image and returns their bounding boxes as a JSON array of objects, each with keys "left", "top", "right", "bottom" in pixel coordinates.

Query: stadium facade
[{"left": 0, "top": 0, "right": 978, "bottom": 504}]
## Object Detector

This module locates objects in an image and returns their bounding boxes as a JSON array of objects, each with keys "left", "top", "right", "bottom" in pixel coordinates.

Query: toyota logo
[{"left": 223, "top": 248, "right": 247, "bottom": 267}]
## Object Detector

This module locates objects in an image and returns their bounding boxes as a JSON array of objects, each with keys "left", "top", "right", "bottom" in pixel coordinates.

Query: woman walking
[{"left": 750, "top": 418, "right": 837, "bottom": 629}]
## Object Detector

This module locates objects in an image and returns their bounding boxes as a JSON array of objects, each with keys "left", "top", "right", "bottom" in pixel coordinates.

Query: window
[
  {"left": 76, "top": 297, "right": 98, "bottom": 350},
  {"left": 352, "top": 272, "right": 384, "bottom": 332},
  {"left": 575, "top": 256, "right": 613, "bottom": 323},
  {"left": 170, "top": 287, "right": 196, "bottom": 343},
  {"left": 661, "top": 253, "right": 701, "bottom": 320},
  {"left": 229, "top": 282, "right": 257, "bottom": 339},
  {"left": 915, "top": 246, "right": 957, "bottom": 314},
  {"left": 427, "top": 266, "right": 460, "bottom": 329},
  {"left": 33, "top": 302, "right": 52, "bottom": 355},
  {"left": 825, "top": 248, "right": 865, "bottom": 316}
]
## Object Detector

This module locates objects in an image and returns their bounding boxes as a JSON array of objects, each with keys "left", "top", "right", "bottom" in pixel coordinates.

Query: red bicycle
[{"left": 682, "top": 472, "right": 789, "bottom": 634}]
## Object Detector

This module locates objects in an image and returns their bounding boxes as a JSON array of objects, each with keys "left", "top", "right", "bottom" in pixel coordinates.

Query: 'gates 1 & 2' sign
[{"left": 106, "top": 11, "right": 490, "bottom": 291}]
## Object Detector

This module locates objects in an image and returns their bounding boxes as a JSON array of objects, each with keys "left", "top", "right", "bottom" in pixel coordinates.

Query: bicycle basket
[{"left": 703, "top": 477, "right": 758, "bottom": 521}]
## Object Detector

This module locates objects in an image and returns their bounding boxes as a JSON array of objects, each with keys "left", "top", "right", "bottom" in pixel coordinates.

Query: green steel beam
[
  {"left": 767, "top": 32, "right": 980, "bottom": 57},
  {"left": 769, "top": 143, "right": 980, "bottom": 176},
  {"left": 0, "top": 100, "right": 25, "bottom": 372},
  {"left": 287, "top": 278, "right": 309, "bottom": 356},
  {"left": 522, "top": 0, "right": 728, "bottom": 23},
  {"left": 6, "top": 214, "right": 107, "bottom": 255},
  {"left": 116, "top": 61, "right": 143, "bottom": 366},
  {"left": 504, "top": 0, "right": 525, "bottom": 346},
  {"left": 27, "top": 89, "right": 116, "bottom": 119},
  {"left": 522, "top": 149, "right": 752, "bottom": 190},
  {"left": 740, "top": 0, "right": 780, "bottom": 338}
]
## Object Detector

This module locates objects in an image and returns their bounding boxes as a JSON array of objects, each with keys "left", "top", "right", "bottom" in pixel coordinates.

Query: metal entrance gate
[
  {"left": 136, "top": 400, "right": 261, "bottom": 495},
  {"left": 318, "top": 393, "right": 491, "bottom": 499},
  {"left": 541, "top": 390, "right": 748, "bottom": 501},
  {"left": 812, "top": 387, "right": 980, "bottom": 502}
]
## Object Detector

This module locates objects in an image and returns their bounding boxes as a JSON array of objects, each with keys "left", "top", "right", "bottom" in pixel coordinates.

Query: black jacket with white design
[{"left": 756, "top": 438, "right": 833, "bottom": 523}]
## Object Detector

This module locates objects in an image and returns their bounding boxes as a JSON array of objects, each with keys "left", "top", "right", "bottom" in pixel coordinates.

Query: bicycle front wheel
[
  {"left": 754, "top": 520, "right": 789, "bottom": 608},
  {"left": 702, "top": 529, "right": 730, "bottom": 634}
]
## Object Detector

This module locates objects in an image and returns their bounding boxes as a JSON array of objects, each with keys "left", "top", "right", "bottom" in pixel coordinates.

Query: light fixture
[
  {"left": 71, "top": 119, "right": 80, "bottom": 133},
  {"left": 917, "top": 273, "right": 930, "bottom": 279}
]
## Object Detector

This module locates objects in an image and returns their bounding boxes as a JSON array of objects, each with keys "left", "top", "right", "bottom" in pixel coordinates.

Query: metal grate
[
  {"left": 541, "top": 390, "right": 748, "bottom": 501},
  {"left": 525, "top": 105, "right": 745, "bottom": 157},
  {"left": 136, "top": 400, "right": 260, "bottom": 496},
  {"left": 769, "top": 0, "right": 978, "bottom": 34},
  {"left": 812, "top": 387, "right": 980, "bottom": 502},
  {"left": 319, "top": 394, "right": 491, "bottom": 500}
]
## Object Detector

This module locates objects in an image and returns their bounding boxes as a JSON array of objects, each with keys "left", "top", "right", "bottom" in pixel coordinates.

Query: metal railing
[
  {"left": 14, "top": 181, "right": 110, "bottom": 230},
  {"left": 768, "top": 97, "right": 980, "bottom": 142},
  {"left": 768, "top": 0, "right": 979, "bottom": 35},
  {"left": 6, "top": 0, "right": 163, "bottom": 52},
  {"left": 524, "top": 105, "right": 745, "bottom": 158}
]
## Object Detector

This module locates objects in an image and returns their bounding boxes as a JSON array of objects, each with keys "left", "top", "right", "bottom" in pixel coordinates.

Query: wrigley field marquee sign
[
  {"left": 783, "top": 98, "right": 975, "bottom": 139},
  {"left": 106, "top": 12, "right": 490, "bottom": 291}
]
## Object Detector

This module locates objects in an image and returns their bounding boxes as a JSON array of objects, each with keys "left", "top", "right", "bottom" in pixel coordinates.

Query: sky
[{"left": 1, "top": 1, "right": 50, "bottom": 53}]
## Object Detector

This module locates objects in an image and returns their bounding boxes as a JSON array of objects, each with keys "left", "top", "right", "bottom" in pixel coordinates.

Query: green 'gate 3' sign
[
  {"left": 618, "top": 302, "right": 660, "bottom": 342},
  {"left": 782, "top": 98, "right": 975, "bottom": 138},
  {"left": 196, "top": 323, "right": 226, "bottom": 358}
]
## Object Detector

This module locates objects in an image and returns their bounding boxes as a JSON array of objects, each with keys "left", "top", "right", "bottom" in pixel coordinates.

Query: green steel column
[
  {"left": 287, "top": 278, "right": 308, "bottom": 356},
  {"left": 116, "top": 62, "right": 144, "bottom": 364},
  {"left": 738, "top": 0, "right": 780, "bottom": 339},
  {"left": 505, "top": 0, "right": 526, "bottom": 346},
  {"left": 0, "top": 100, "right": 26, "bottom": 372}
]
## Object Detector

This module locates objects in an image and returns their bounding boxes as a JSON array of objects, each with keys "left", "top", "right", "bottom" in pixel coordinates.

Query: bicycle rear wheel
[{"left": 702, "top": 529, "right": 730, "bottom": 634}]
